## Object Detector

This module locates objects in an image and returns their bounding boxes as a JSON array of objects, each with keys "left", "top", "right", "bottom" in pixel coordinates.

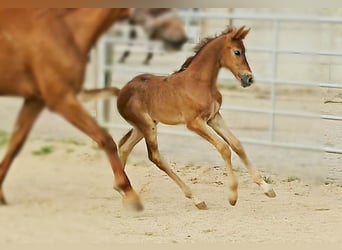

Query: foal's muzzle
[{"left": 240, "top": 73, "right": 254, "bottom": 88}]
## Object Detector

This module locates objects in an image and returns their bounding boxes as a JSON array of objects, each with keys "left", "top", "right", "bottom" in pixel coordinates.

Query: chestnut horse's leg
[
  {"left": 208, "top": 112, "right": 276, "bottom": 198},
  {"left": 136, "top": 116, "right": 207, "bottom": 209},
  {"left": 0, "top": 99, "right": 44, "bottom": 204},
  {"left": 187, "top": 117, "right": 239, "bottom": 206},
  {"left": 48, "top": 93, "right": 143, "bottom": 211}
]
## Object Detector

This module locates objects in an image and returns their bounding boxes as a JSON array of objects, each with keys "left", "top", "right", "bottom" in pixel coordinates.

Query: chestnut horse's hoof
[
  {"left": 195, "top": 201, "right": 208, "bottom": 210},
  {"left": 123, "top": 198, "right": 144, "bottom": 211},
  {"left": 122, "top": 191, "right": 143, "bottom": 211},
  {"left": 0, "top": 190, "right": 7, "bottom": 205}
]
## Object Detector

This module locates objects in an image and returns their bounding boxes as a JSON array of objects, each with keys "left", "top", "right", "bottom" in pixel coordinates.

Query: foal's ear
[
  {"left": 239, "top": 27, "right": 251, "bottom": 40},
  {"left": 231, "top": 26, "right": 251, "bottom": 40}
]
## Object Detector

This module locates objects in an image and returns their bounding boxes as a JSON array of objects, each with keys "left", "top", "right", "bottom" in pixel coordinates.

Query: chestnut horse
[
  {"left": 81, "top": 26, "right": 276, "bottom": 209},
  {"left": 0, "top": 8, "right": 145, "bottom": 210}
]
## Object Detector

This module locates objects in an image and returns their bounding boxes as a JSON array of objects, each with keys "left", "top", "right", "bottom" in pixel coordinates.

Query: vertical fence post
[
  {"left": 227, "top": 8, "right": 234, "bottom": 26},
  {"left": 270, "top": 20, "right": 280, "bottom": 142},
  {"left": 103, "top": 40, "right": 114, "bottom": 123}
]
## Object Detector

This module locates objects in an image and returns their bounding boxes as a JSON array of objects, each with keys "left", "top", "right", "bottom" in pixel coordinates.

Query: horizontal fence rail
[
  {"left": 95, "top": 10, "right": 342, "bottom": 155},
  {"left": 177, "top": 10, "right": 342, "bottom": 23}
]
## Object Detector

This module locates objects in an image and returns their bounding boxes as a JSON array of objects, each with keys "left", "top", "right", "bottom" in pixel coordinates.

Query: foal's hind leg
[
  {"left": 118, "top": 128, "right": 143, "bottom": 167},
  {"left": 136, "top": 117, "right": 207, "bottom": 209},
  {"left": 208, "top": 112, "right": 276, "bottom": 198},
  {"left": 113, "top": 128, "right": 143, "bottom": 195},
  {"left": 0, "top": 99, "right": 44, "bottom": 204}
]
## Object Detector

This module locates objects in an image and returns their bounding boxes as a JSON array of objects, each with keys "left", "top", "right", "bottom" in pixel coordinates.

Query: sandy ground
[
  {"left": 0, "top": 139, "right": 341, "bottom": 243},
  {"left": 0, "top": 86, "right": 342, "bottom": 243},
  {"left": 1, "top": 23, "right": 342, "bottom": 243}
]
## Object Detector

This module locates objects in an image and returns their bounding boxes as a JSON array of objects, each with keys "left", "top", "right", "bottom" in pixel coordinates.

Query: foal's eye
[{"left": 234, "top": 50, "right": 241, "bottom": 56}]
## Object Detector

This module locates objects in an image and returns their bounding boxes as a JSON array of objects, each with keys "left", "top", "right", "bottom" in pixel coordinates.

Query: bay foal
[{"left": 83, "top": 26, "right": 276, "bottom": 209}]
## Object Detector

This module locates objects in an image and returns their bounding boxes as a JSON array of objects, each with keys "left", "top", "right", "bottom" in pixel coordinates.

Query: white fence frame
[{"left": 95, "top": 9, "right": 342, "bottom": 154}]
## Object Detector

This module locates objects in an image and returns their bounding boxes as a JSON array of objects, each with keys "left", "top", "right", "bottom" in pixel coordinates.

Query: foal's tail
[{"left": 79, "top": 86, "right": 121, "bottom": 102}]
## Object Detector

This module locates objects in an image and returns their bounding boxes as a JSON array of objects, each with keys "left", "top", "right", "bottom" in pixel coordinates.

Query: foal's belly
[
  {"left": 151, "top": 101, "right": 221, "bottom": 125},
  {"left": 151, "top": 108, "right": 185, "bottom": 125}
]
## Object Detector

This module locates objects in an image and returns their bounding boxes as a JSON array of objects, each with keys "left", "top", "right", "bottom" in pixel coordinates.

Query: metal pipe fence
[{"left": 94, "top": 9, "right": 342, "bottom": 154}]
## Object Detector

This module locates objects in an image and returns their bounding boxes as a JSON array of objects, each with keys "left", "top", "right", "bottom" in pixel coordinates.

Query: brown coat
[{"left": 0, "top": 8, "right": 142, "bottom": 210}]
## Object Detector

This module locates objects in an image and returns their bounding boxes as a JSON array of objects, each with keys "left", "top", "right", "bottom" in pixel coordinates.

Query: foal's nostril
[{"left": 248, "top": 76, "right": 254, "bottom": 84}]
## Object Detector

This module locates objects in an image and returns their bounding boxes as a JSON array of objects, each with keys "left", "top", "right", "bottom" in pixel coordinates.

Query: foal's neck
[{"left": 186, "top": 36, "right": 224, "bottom": 86}]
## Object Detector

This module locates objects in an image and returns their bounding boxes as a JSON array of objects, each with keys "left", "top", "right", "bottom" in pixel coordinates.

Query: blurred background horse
[{"left": 118, "top": 8, "right": 187, "bottom": 65}]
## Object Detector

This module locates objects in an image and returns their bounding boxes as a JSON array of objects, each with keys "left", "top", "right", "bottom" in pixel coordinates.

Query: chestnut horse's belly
[
  {"left": 0, "top": 77, "right": 39, "bottom": 98},
  {"left": 0, "top": 42, "right": 39, "bottom": 98}
]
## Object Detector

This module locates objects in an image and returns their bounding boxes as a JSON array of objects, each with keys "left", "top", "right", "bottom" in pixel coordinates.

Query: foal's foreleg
[
  {"left": 0, "top": 99, "right": 44, "bottom": 204},
  {"left": 187, "top": 118, "right": 239, "bottom": 206},
  {"left": 208, "top": 112, "right": 276, "bottom": 198}
]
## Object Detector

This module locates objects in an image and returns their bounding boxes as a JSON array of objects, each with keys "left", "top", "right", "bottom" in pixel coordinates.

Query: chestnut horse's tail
[{"left": 79, "top": 87, "right": 120, "bottom": 102}]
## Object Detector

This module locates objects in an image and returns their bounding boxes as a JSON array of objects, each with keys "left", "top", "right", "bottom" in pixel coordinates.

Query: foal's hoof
[
  {"left": 228, "top": 198, "right": 237, "bottom": 206},
  {"left": 264, "top": 188, "right": 276, "bottom": 198},
  {"left": 228, "top": 191, "right": 238, "bottom": 206},
  {"left": 262, "top": 183, "right": 276, "bottom": 198},
  {"left": 195, "top": 201, "right": 208, "bottom": 210}
]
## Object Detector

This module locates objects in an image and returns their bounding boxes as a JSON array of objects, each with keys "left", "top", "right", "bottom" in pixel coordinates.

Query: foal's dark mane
[{"left": 175, "top": 26, "right": 234, "bottom": 73}]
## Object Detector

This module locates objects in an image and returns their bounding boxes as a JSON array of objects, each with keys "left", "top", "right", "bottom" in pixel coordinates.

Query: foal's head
[{"left": 220, "top": 26, "right": 254, "bottom": 88}]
